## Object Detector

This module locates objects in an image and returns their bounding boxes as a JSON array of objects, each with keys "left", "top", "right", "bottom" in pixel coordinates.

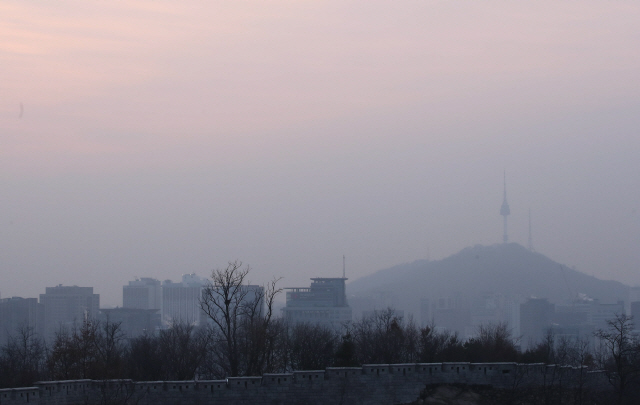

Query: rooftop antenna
[
  {"left": 343, "top": 255, "right": 346, "bottom": 278},
  {"left": 500, "top": 170, "right": 511, "bottom": 243},
  {"left": 528, "top": 209, "right": 535, "bottom": 252}
]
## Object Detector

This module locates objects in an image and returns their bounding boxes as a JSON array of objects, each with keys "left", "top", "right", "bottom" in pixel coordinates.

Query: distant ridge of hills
[{"left": 347, "top": 243, "right": 629, "bottom": 316}]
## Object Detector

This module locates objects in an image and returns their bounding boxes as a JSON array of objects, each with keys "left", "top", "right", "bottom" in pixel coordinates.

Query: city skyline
[
  {"left": 0, "top": 237, "right": 634, "bottom": 309},
  {"left": 2, "top": 1, "right": 640, "bottom": 306}
]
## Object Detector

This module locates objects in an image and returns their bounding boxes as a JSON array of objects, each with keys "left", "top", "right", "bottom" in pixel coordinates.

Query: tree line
[{"left": 1, "top": 262, "right": 639, "bottom": 404}]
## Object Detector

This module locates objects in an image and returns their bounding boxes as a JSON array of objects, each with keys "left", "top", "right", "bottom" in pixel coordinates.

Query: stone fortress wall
[{"left": 0, "top": 362, "right": 612, "bottom": 405}]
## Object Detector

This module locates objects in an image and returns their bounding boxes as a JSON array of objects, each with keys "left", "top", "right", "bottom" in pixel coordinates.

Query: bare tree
[
  {"left": 239, "top": 276, "right": 283, "bottom": 376},
  {"left": 351, "top": 308, "right": 413, "bottom": 364},
  {"left": 46, "top": 320, "right": 100, "bottom": 380},
  {"left": 200, "top": 261, "right": 250, "bottom": 377},
  {"left": 522, "top": 328, "right": 556, "bottom": 364},
  {"left": 464, "top": 322, "right": 518, "bottom": 362},
  {"left": 158, "top": 322, "right": 210, "bottom": 380},
  {"left": 127, "top": 333, "right": 163, "bottom": 381},
  {"left": 334, "top": 329, "right": 357, "bottom": 367},
  {"left": 94, "top": 318, "right": 126, "bottom": 379},
  {"left": 286, "top": 322, "right": 339, "bottom": 371},
  {"left": 562, "top": 336, "right": 594, "bottom": 405},
  {"left": 46, "top": 319, "right": 127, "bottom": 381},
  {"left": 403, "top": 316, "right": 420, "bottom": 363},
  {"left": 199, "top": 260, "right": 282, "bottom": 377},
  {"left": 0, "top": 326, "right": 46, "bottom": 388},
  {"left": 594, "top": 313, "right": 640, "bottom": 404},
  {"left": 416, "top": 322, "right": 464, "bottom": 363},
  {"left": 46, "top": 326, "right": 77, "bottom": 380}
]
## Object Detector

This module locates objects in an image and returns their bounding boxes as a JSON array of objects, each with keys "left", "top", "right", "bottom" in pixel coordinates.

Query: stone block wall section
[{"left": 0, "top": 362, "right": 612, "bottom": 405}]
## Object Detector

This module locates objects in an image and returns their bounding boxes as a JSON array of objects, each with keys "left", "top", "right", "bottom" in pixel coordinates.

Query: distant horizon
[
  {"left": 3, "top": 1, "right": 639, "bottom": 306},
  {"left": 1, "top": 241, "right": 634, "bottom": 307}
]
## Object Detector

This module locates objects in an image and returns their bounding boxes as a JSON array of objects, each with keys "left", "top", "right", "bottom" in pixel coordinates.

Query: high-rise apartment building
[
  {"left": 123, "top": 277, "right": 162, "bottom": 310},
  {"left": 520, "top": 298, "right": 554, "bottom": 350},
  {"left": 0, "top": 297, "right": 44, "bottom": 344},
  {"left": 556, "top": 298, "right": 625, "bottom": 332},
  {"left": 39, "top": 285, "right": 99, "bottom": 338},
  {"left": 161, "top": 274, "right": 206, "bottom": 326}
]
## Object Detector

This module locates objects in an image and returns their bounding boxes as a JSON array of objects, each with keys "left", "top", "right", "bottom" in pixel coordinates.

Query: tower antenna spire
[
  {"left": 343, "top": 255, "right": 346, "bottom": 278},
  {"left": 500, "top": 170, "right": 511, "bottom": 243}
]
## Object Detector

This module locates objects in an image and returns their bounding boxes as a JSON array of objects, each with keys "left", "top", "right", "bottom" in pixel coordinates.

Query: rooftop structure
[{"left": 282, "top": 277, "right": 351, "bottom": 328}]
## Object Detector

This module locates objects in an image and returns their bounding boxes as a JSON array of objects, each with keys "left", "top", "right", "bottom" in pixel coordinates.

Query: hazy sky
[{"left": 2, "top": 1, "right": 639, "bottom": 306}]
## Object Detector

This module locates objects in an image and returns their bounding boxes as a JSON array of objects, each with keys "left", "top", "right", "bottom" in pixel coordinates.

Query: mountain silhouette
[{"left": 347, "top": 243, "right": 629, "bottom": 318}]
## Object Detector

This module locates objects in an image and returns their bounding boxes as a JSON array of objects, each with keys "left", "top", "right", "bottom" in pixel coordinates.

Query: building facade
[
  {"left": 0, "top": 297, "right": 44, "bottom": 344},
  {"left": 123, "top": 278, "right": 162, "bottom": 310},
  {"left": 282, "top": 277, "right": 351, "bottom": 328},
  {"left": 519, "top": 298, "right": 555, "bottom": 350},
  {"left": 99, "top": 308, "right": 161, "bottom": 338},
  {"left": 161, "top": 274, "right": 206, "bottom": 326},
  {"left": 39, "top": 285, "right": 99, "bottom": 339}
]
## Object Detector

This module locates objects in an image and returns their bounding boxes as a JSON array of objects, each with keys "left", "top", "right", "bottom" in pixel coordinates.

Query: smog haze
[{"left": 1, "top": 1, "right": 639, "bottom": 305}]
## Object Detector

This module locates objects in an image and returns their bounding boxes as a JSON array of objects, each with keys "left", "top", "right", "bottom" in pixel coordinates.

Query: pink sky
[{"left": 1, "top": 1, "right": 640, "bottom": 306}]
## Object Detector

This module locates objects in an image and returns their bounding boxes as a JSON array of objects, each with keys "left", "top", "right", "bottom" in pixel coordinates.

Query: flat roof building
[
  {"left": 161, "top": 274, "right": 206, "bottom": 326},
  {"left": 123, "top": 277, "right": 161, "bottom": 310},
  {"left": 40, "top": 285, "right": 99, "bottom": 339},
  {"left": 520, "top": 298, "right": 554, "bottom": 350},
  {"left": 282, "top": 278, "right": 351, "bottom": 329},
  {"left": 0, "top": 297, "right": 44, "bottom": 345}
]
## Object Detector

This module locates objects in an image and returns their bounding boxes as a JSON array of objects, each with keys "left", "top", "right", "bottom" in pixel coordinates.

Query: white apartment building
[{"left": 161, "top": 274, "right": 207, "bottom": 326}]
